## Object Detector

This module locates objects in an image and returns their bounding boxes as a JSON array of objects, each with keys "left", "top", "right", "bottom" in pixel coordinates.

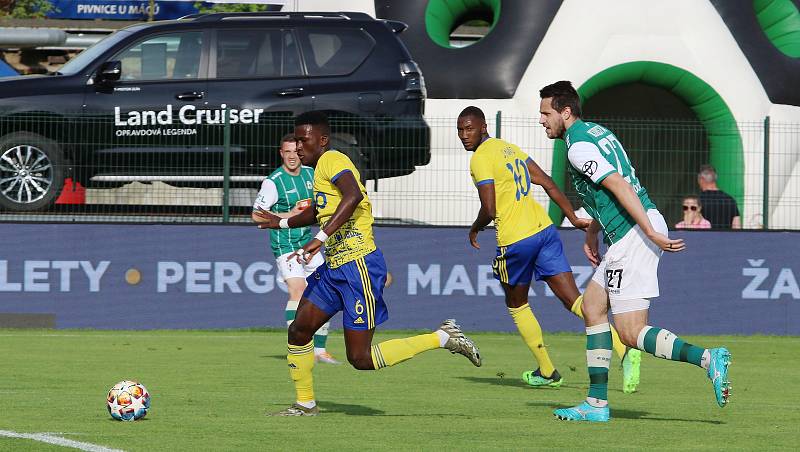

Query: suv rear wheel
[{"left": 0, "top": 132, "right": 65, "bottom": 211}]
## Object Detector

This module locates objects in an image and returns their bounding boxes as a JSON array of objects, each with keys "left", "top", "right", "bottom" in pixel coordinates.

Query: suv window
[
  {"left": 216, "top": 29, "right": 302, "bottom": 79},
  {"left": 115, "top": 32, "right": 203, "bottom": 81},
  {"left": 298, "top": 28, "right": 374, "bottom": 76}
]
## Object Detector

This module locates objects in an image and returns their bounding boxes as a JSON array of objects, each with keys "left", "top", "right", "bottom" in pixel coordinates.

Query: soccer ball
[{"left": 107, "top": 380, "right": 150, "bottom": 421}]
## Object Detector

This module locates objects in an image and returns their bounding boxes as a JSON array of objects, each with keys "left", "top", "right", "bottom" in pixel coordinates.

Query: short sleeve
[
  {"left": 469, "top": 151, "right": 494, "bottom": 186},
  {"left": 567, "top": 141, "right": 617, "bottom": 184},
  {"left": 253, "top": 178, "right": 278, "bottom": 211},
  {"left": 320, "top": 151, "right": 355, "bottom": 184}
]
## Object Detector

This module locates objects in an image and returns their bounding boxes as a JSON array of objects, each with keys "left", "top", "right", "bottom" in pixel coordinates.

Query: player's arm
[
  {"left": 583, "top": 219, "right": 602, "bottom": 266},
  {"left": 254, "top": 203, "right": 317, "bottom": 229},
  {"left": 526, "top": 157, "right": 590, "bottom": 230},
  {"left": 251, "top": 179, "right": 278, "bottom": 224},
  {"left": 322, "top": 171, "right": 362, "bottom": 235},
  {"left": 469, "top": 183, "right": 495, "bottom": 249},
  {"left": 600, "top": 174, "right": 684, "bottom": 252},
  {"left": 288, "top": 171, "right": 362, "bottom": 263}
]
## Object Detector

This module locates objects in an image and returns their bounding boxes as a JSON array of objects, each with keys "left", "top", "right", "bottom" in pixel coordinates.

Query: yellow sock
[
  {"left": 287, "top": 341, "right": 315, "bottom": 403},
  {"left": 371, "top": 333, "right": 440, "bottom": 369},
  {"left": 508, "top": 303, "right": 556, "bottom": 376},
  {"left": 570, "top": 295, "right": 627, "bottom": 360}
]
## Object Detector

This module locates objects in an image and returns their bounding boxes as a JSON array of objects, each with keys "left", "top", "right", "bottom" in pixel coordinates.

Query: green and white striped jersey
[
  {"left": 565, "top": 120, "right": 656, "bottom": 244},
  {"left": 253, "top": 166, "right": 315, "bottom": 258}
]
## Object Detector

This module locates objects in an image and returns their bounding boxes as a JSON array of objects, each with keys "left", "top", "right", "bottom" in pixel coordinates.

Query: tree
[
  {"left": 193, "top": 2, "right": 270, "bottom": 14},
  {"left": 0, "top": 0, "right": 54, "bottom": 19}
]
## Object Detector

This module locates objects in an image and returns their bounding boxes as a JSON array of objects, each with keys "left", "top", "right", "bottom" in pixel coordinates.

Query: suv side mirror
[{"left": 96, "top": 61, "right": 122, "bottom": 84}]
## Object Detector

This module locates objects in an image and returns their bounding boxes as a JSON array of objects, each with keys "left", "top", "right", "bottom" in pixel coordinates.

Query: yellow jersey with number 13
[
  {"left": 469, "top": 138, "right": 552, "bottom": 246},
  {"left": 313, "top": 150, "right": 376, "bottom": 268}
]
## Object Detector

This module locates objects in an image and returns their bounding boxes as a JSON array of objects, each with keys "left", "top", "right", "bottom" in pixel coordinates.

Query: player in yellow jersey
[
  {"left": 458, "top": 106, "right": 640, "bottom": 392},
  {"left": 255, "top": 111, "right": 482, "bottom": 416}
]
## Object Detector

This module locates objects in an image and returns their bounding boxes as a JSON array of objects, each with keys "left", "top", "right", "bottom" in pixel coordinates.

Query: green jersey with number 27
[{"left": 565, "top": 120, "right": 656, "bottom": 245}]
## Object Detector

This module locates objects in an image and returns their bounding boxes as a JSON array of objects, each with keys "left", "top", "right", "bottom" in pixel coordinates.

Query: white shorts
[
  {"left": 591, "top": 209, "right": 667, "bottom": 312},
  {"left": 275, "top": 251, "right": 324, "bottom": 284}
]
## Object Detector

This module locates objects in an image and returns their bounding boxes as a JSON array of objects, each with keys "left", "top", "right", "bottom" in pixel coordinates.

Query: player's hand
[
  {"left": 584, "top": 233, "right": 601, "bottom": 267},
  {"left": 288, "top": 238, "right": 323, "bottom": 264},
  {"left": 570, "top": 217, "right": 592, "bottom": 231},
  {"left": 647, "top": 232, "right": 685, "bottom": 252},
  {"left": 583, "top": 242, "right": 602, "bottom": 267},
  {"left": 253, "top": 208, "right": 281, "bottom": 229},
  {"left": 468, "top": 225, "right": 483, "bottom": 249}
]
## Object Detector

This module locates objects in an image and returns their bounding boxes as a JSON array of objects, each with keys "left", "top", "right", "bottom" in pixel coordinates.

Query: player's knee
[
  {"left": 287, "top": 321, "right": 314, "bottom": 344},
  {"left": 618, "top": 330, "right": 639, "bottom": 348},
  {"left": 346, "top": 350, "right": 374, "bottom": 370}
]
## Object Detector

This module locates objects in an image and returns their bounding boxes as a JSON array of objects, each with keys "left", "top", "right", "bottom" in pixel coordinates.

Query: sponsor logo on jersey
[
  {"left": 582, "top": 160, "right": 598, "bottom": 176},
  {"left": 353, "top": 317, "right": 365, "bottom": 324},
  {"left": 587, "top": 125, "right": 606, "bottom": 137}
]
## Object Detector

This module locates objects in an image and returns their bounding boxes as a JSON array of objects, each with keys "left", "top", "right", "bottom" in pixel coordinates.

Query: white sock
[
  {"left": 435, "top": 329, "right": 449, "bottom": 347},
  {"left": 586, "top": 397, "right": 608, "bottom": 408},
  {"left": 296, "top": 400, "right": 316, "bottom": 409},
  {"left": 314, "top": 347, "right": 326, "bottom": 355},
  {"left": 700, "top": 349, "right": 711, "bottom": 370},
  {"left": 285, "top": 300, "right": 300, "bottom": 327}
]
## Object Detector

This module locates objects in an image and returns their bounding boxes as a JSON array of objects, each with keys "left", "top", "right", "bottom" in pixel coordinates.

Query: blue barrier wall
[{"left": 0, "top": 224, "right": 797, "bottom": 334}]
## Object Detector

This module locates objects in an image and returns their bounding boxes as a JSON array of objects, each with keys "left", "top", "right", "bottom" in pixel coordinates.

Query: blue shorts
[
  {"left": 493, "top": 225, "right": 572, "bottom": 286},
  {"left": 304, "top": 248, "right": 389, "bottom": 330}
]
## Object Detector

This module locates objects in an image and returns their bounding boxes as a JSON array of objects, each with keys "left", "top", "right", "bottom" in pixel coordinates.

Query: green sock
[
  {"left": 637, "top": 326, "right": 708, "bottom": 368},
  {"left": 586, "top": 323, "right": 612, "bottom": 406},
  {"left": 313, "top": 322, "right": 330, "bottom": 350}
]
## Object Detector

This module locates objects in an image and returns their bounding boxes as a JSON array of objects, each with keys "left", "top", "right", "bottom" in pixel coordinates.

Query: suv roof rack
[{"left": 190, "top": 11, "right": 374, "bottom": 23}]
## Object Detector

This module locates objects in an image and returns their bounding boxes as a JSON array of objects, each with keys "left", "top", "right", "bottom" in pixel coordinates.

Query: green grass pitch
[{"left": 0, "top": 329, "right": 796, "bottom": 451}]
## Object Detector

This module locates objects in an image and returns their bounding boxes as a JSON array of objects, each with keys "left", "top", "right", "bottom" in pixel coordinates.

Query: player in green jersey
[
  {"left": 252, "top": 133, "right": 338, "bottom": 364},
  {"left": 539, "top": 81, "right": 731, "bottom": 422}
]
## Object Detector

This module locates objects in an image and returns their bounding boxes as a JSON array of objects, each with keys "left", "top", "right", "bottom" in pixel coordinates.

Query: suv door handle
[
  {"left": 176, "top": 91, "right": 204, "bottom": 101},
  {"left": 275, "top": 87, "right": 304, "bottom": 97}
]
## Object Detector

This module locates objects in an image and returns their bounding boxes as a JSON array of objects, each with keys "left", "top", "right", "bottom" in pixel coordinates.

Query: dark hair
[
  {"left": 683, "top": 195, "right": 702, "bottom": 208},
  {"left": 294, "top": 110, "right": 330, "bottom": 135},
  {"left": 280, "top": 133, "right": 295, "bottom": 144},
  {"left": 539, "top": 81, "right": 582, "bottom": 117},
  {"left": 458, "top": 106, "right": 486, "bottom": 122}
]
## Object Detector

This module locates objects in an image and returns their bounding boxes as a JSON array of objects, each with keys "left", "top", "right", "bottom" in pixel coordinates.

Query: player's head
[
  {"left": 294, "top": 111, "right": 330, "bottom": 167},
  {"left": 279, "top": 133, "right": 300, "bottom": 172},
  {"left": 539, "top": 81, "right": 582, "bottom": 139},
  {"left": 457, "top": 106, "right": 488, "bottom": 152},
  {"left": 697, "top": 164, "right": 718, "bottom": 190}
]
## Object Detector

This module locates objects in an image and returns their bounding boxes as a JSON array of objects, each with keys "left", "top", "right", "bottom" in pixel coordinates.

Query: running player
[
  {"left": 255, "top": 111, "right": 482, "bottom": 416},
  {"left": 539, "top": 81, "right": 731, "bottom": 422},
  {"left": 459, "top": 106, "right": 640, "bottom": 392},
  {"left": 252, "top": 134, "right": 338, "bottom": 364}
]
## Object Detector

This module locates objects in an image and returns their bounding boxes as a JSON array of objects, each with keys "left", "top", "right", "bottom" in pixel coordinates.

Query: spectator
[
  {"left": 697, "top": 165, "right": 741, "bottom": 229},
  {"left": 675, "top": 195, "right": 711, "bottom": 229}
]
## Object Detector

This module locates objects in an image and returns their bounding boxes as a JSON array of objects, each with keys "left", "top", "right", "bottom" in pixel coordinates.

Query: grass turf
[{"left": 0, "top": 329, "right": 796, "bottom": 451}]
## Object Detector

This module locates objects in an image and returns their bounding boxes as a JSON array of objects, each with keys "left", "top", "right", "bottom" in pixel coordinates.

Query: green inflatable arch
[
  {"left": 754, "top": 0, "right": 800, "bottom": 58},
  {"left": 425, "top": 0, "right": 501, "bottom": 48},
  {"left": 548, "top": 61, "right": 745, "bottom": 223}
]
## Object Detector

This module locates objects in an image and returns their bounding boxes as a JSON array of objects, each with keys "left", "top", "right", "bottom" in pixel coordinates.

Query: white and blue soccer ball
[{"left": 107, "top": 380, "right": 150, "bottom": 421}]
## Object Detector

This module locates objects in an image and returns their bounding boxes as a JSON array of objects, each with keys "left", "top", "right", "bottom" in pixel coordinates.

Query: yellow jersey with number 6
[
  {"left": 313, "top": 150, "right": 376, "bottom": 268},
  {"left": 469, "top": 138, "right": 551, "bottom": 246}
]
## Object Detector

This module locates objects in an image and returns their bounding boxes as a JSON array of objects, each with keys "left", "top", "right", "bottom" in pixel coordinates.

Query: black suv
[{"left": 0, "top": 12, "right": 430, "bottom": 211}]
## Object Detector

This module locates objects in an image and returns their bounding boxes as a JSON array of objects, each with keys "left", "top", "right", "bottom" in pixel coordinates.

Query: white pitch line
[{"left": 0, "top": 430, "right": 124, "bottom": 452}]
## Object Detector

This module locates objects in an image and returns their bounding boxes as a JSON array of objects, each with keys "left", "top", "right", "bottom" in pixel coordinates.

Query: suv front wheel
[{"left": 0, "top": 132, "right": 65, "bottom": 212}]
